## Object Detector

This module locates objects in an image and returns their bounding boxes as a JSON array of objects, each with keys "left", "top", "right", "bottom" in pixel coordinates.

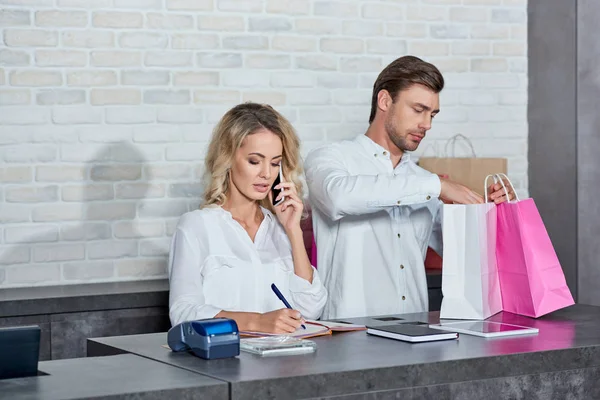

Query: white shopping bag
[{"left": 439, "top": 176, "right": 504, "bottom": 320}]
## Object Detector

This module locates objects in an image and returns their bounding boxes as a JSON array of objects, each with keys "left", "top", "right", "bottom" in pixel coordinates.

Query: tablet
[{"left": 428, "top": 321, "right": 538, "bottom": 338}]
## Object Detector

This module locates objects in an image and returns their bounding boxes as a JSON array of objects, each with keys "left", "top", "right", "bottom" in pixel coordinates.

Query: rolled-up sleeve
[
  {"left": 168, "top": 228, "right": 222, "bottom": 326},
  {"left": 286, "top": 262, "right": 327, "bottom": 320}
]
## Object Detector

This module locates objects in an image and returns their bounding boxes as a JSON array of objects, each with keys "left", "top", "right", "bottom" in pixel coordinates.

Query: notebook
[
  {"left": 240, "top": 320, "right": 366, "bottom": 339},
  {"left": 366, "top": 324, "right": 459, "bottom": 343}
]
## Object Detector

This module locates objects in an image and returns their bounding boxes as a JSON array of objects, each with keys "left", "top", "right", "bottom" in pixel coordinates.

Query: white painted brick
[
  {"left": 296, "top": 55, "right": 337, "bottom": 71},
  {"left": 172, "top": 34, "right": 219, "bottom": 49},
  {"left": 0, "top": 50, "right": 30, "bottom": 66},
  {"left": 288, "top": 89, "right": 331, "bottom": 105},
  {"left": 5, "top": 185, "right": 57, "bottom": 203},
  {"left": 0, "top": 89, "right": 30, "bottom": 106},
  {"left": 62, "top": 184, "right": 114, "bottom": 201},
  {"left": 471, "top": 24, "right": 510, "bottom": 39},
  {"left": 6, "top": 264, "right": 61, "bottom": 285},
  {"left": 90, "top": 165, "right": 141, "bottom": 181},
  {"left": 362, "top": 3, "right": 403, "bottom": 20},
  {"left": 63, "top": 261, "right": 114, "bottom": 281},
  {"left": 62, "top": 31, "right": 114, "bottom": 48},
  {"left": 431, "top": 58, "right": 469, "bottom": 73},
  {"left": 242, "top": 90, "right": 285, "bottom": 105},
  {"left": 421, "top": 0, "right": 461, "bottom": 4},
  {"left": 146, "top": 13, "right": 194, "bottom": 30},
  {"left": 197, "top": 53, "right": 242, "bottom": 69},
  {"left": 116, "top": 183, "right": 166, "bottom": 199},
  {"left": 30, "top": 128, "right": 79, "bottom": 143},
  {"left": 138, "top": 199, "right": 189, "bottom": 218},
  {"left": 218, "top": 0, "right": 263, "bottom": 12},
  {"left": 386, "top": 23, "right": 427, "bottom": 38},
  {"left": 334, "top": 89, "right": 371, "bottom": 105},
  {"left": 2, "top": 145, "right": 56, "bottom": 163},
  {"left": 167, "top": 0, "right": 213, "bottom": 10},
  {"left": 90, "top": 89, "right": 141, "bottom": 105},
  {"left": 10, "top": 70, "right": 62, "bottom": 87},
  {"left": 157, "top": 107, "right": 203, "bottom": 123},
  {"left": 249, "top": 16, "right": 292, "bottom": 32},
  {"left": 0, "top": 204, "right": 29, "bottom": 224},
  {"left": 60, "top": 222, "right": 111, "bottom": 241},
  {"left": 165, "top": 143, "right": 208, "bottom": 161},
  {"left": 67, "top": 71, "right": 117, "bottom": 87},
  {"left": 197, "top": 15, "right": 244, "bottom": 31},
  {"left": 116, "top": 258, "right": 167, "bottom": 278},
  {"left": 463, "top": 0, "right": 501, "bottom": 4},
  {"left": 342, "top": 21, "right": 383, "bottom": 36},
  {"left": 114, "top": 0, "right": 162, "bottom": 9},
  {"left": 493, "top": 42, "right": 526, "bottom": 56},
  {"left": 121, "top": 71, "right": 170, "bottom": 86},
  {"left": 459, "top": 91, "right": 497, "bottom": 105},
  {"left": 0, "top": 246, "right": 30, "bottom": 266},
  {"left": 166, "top": 218, "right": 179, "bottom": 236},
  {"left": 511, "top": 25, "right": 526, "bottom": 40},
  {"left": 57, "top": 0, "right": 112, "bottom": 7},
  {"left": 271, "top": 72, "right": 314, "bottom": 88},
  {"left": 452, "top": 42, "right": 490, "bottom": 56},
  {"left": 120, "top": 32, "right": 168, "bottom": 49},
  {"left": 85, "top": 202, "right": 137, "bottom": 221},
  {"left": 78, "top": 126, "right": 132, "bottom": 143},
  {"left": 299, "top": 107, "right": 342, "bottom": 123},
  {"left": 0, "top": 107, "right": 50, "bottom": 125},
  {"left": 272, "top": 36, "right": 317, "bottom": 52},
  {"left": 408, "top": 41, "right": 449, "bottom": 56},
  {"left": 499, "top": 91, "right": 526, "bottom": 106},
  {"left": 444, "top": 73, "right": 481, "bottom": 89},
  {"left": 295, "top": 18, "right": 340, "bottom": 35},
  {"left": 471, "top": 58, "right": 509, "bottom": 72},
  {"left": 34, "top": 243, "right": 85, "bottom": 262},
  {"left": 222, "top": 35, "right": 269, "bottom": 50},
  {"left": 106, "top": 107, "right": 156, "bottom": 124},
  {"left": 492, "top": 8, "right": 525, "bottom": 23},
  {"left": 133, "top": 126, "right": 182, "bottom": 143},
  {"left": 145, "top": 51, "right": 192, "bottom": 67},
  {"left": 245, "top": 54, "right": 290, "bottom": 69},
  {"left": 92, "top": 11, "right": 143, "bottom": 28},
  {"left": 88, "top": 240, "right": 138, "bottom": 259},
  {"left": 5, "top": 225, "right": 58, "bottom": 244},
  {"left": 315, "top": 1, "right": 357, "bottom": 17},
  {"left": 174, "top": 71, "right": 219, "bottom": 86},
  {"left": 140, "top": 238, "right": 170, "bottom": 257},
  {"left": 366, "top": 39, "right": 406, "bottom": 55},
  {"left": 267, "top": 0, "right": 309, "bottom": 14},
  {"left": 114, "top": 221, "right": 164, "bottom": 238},
  {"left": 1, "top": 167, "right": 31, "bottom": 183},
  {"left": 194, "top": 164, "right": 204, "bottom": 179},
  {"left": 339, "top": 57, "right": 382, "bottom": 73},
  {"left": 36, "top": 165, "right": 85, "bottom": 182},
  {"left": 321, "top": 38, "right": 364, "bottom": 54},
  {"left": 35, "top": 10, "right": 87, "bottom": 27},
  {"left": 450, "top": 7, "right": 488, "bottom": 22},
  {"left": 143, "top": 164, "right": 191, "bottom": 180},
  {"left": 0, "top": 9, "right": 30, "bottom": 26},
  {"left": 318, "top": 73, "right": 358, "bottom": 89},
  {"left": 407, "top": 6, "right": 448, "bottom": 21},
  {"left": 35, "top": 50, "right": 87, "bottom": 67},
  {"left": 222, "top": 70, "right": 270, "bottom": 87},
  {"left": 143, "top": 90, "right": 189, "bottom": 105},
  {"left": 52, "top": 107, "right": 103, "bottom": 125},
  {"left": 430, "top": 24, "right": 469, "bottom": 39},
  {"left": 91, "top": 51, "right": 141, "bottom": 67}
]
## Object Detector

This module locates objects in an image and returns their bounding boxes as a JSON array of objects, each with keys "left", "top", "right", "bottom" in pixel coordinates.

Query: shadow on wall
[{"left": 0, "top": 141, "right": 203, "bottom": 288}]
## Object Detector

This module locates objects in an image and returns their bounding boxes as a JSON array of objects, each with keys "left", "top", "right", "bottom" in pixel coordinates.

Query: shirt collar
[{"left": 354, "top": 134, "right": 412, "bottom": 164}]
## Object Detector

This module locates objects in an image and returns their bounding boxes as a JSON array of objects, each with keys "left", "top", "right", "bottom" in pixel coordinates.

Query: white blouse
[{"left": 167, "top": 206, "right": 327, "bottom": 326}]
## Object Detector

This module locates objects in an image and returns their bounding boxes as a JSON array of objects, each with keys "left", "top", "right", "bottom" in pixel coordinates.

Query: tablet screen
[{"left": 441, "top": 321, "right": 531, "bottom": 333}]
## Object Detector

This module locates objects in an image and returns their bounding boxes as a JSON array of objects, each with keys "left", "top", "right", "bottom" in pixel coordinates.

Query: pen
[{"left": 271, "top": 283, "right": 306, "bottom": 330}]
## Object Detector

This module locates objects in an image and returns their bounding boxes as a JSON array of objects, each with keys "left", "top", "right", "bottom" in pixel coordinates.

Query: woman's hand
[
  {"left": 272, "top": 181, "right": 304, "bottom": 234},
  {"left": 255, "top": 308, "right": 304, "bottom": 334}
]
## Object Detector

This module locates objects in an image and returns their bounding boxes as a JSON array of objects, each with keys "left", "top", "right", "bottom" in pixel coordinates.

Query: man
[{"left": 305, "top": 56, "right": 512, "bottom": 319}]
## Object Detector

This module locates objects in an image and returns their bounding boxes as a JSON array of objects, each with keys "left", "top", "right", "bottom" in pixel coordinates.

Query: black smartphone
[{"left": 271, "top": 165, "right": 284, "bottom": 206}]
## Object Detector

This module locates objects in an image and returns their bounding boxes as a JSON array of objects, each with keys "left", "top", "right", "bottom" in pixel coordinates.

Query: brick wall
[{"left": 0, "top": 0, "right": 527, "bottom": 287}]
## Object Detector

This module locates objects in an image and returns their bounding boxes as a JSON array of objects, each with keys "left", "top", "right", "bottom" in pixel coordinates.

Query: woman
[{"left": 168, "top": 103, "right": 327, "bottom": 333}]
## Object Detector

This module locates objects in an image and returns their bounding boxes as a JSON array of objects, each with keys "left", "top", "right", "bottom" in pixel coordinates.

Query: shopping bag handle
[
  {"left": 444, "top": 134, "right": 476, "bottom": 158},
  {"left": 484, "top": 173, "right": 520, "bottom": 203},
  {"left": 494, "top": 173, "right": 520, "bottom": 202}
]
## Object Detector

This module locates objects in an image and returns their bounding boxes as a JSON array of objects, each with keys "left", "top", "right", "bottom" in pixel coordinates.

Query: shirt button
[
  {"left": 397, "top": 233, "right": 401, "bottom": 238},
  {"left": 426, "top": 195, "right": 431, "bottom": 200},
  {"left": 397, "top": 200, "right": 401, "bottom": 205},
  {"left": 383, "top": 151, "right": 388, "bottom": 156},
  {"left": 402, "top": 296, "right": 406, "bottom": 300},
  {"left": 400, "top": 264, "right": 404, "bottom": 269},
  {"left": 374, "top": 153, "right": 377, "bottom": 157}
]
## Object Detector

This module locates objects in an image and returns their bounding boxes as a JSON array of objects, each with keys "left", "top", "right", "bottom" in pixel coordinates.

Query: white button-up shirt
[
  {"left": 168, "top": 206, "right": 327, "bottom": 326},
  {"left": 305, "top": 134, "right": 443, "bottom": 319}
]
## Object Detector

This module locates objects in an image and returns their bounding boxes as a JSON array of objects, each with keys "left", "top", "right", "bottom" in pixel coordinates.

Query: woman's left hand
[{"left": 272, "top": 181, "right": 303, "bottom": 234}]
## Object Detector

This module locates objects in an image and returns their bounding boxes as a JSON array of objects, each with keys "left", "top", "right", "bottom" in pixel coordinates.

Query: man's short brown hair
[{"left": 369, "top": 56, "right": 444, "bottom": 124}]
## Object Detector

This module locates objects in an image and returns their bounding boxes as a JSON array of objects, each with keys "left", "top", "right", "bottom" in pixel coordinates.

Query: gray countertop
[
  {"left": 87, "top": 304, "right": 597, "bottom": 399},
  {"left": 0, "top": 354, "right": 228, "bottom": 400}
]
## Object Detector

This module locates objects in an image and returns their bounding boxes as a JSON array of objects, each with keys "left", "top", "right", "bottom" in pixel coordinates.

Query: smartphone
[{"left": 271, "top": 165, "right": 285, "bottom": 206}]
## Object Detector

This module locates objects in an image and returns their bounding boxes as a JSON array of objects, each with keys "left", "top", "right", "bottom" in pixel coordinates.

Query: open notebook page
[
  {"left": 309, "top": 320, "right": 366, "bottom": 331},
  {"left": 240, "top": 322, "right": 331, "bottom": 339}
]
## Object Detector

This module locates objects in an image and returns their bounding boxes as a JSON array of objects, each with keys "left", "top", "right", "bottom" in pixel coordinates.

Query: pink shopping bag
[{"left": 495, "top": 174, "right": 574, "bottom": 318}]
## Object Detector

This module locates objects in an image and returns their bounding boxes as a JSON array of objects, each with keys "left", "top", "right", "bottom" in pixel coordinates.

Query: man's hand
[
  {"left": 487, "top": 178, "right": 515, "bottom": 204},
  {"left": 440, "top": 178, "right": 484, "bottom": 204}
]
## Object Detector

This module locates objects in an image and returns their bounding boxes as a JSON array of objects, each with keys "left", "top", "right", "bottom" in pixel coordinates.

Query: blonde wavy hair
[{"left": 202, "top": 102, "right": 304, "bottom": 214}]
